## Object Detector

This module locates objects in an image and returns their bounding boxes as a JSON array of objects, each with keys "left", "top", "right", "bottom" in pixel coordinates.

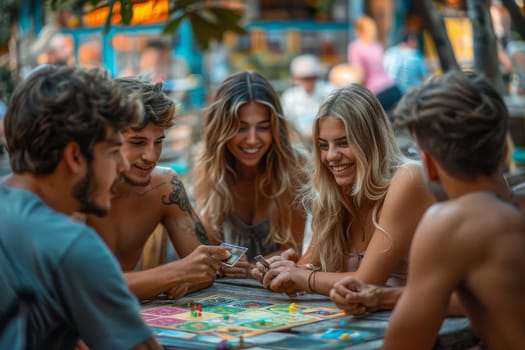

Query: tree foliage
[
  {"left": 416, "top": 0, "right": 524, "bottom": 95},
  {"left": 48, "top": 0, "right": 247, "bottom": 49}
]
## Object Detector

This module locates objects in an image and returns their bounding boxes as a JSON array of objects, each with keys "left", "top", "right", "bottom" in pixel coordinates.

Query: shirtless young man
[
  {"left": 373, "top": 71, "right": 525, "bottom": 349},
  {"left": 86, "top": 77, "right": 229, "bottom": 300}
]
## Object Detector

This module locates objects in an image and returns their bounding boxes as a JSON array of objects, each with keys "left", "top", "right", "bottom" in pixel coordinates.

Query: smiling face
[
  {"left": 226, "top": 102, "right": 273, "bottom": 170},
  {"left": 318, "top": 116, "right": 357, "bottom": 187},
  {"left": 74, "top": 128, "right": 128, "bottom": 216},
  {"left": 120, "top": 123, "right": 165, "bottom": 186}
]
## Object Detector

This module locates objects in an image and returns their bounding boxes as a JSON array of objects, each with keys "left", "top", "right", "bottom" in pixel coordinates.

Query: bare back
[
  {"left": 385, "top": 192, "right": 525, "bottom": 349},
  {"left": 87, "top": 167, "right": 206, "bottom": 271},
  {"left": 457, "top": 195, "right": 525, "bottom": 348}
]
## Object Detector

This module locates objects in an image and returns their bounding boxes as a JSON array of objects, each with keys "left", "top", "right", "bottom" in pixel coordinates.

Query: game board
[{"left": 141, "top": 293, "right": 346, "bottom": 340}]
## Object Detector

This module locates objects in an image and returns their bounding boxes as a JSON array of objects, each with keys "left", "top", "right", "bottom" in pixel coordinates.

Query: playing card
[
  {"left": 220, "top": 243, "right": 248, "bottom": 267},
  {"left": 254, "top": 255, "right": 270, "bottom": 269}
]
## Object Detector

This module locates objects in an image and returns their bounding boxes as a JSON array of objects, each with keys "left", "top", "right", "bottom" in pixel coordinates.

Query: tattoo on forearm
[
  {"left": 195, "top": 221, "right": 210, "bottom": 244},
  {"left": 162, "top": 175, "right": 210, "bottom": 244}
]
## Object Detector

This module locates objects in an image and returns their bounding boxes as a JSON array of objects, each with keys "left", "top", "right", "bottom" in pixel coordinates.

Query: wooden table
[{"left": 143, "top": 278, "right": 478, "bottom": 349}]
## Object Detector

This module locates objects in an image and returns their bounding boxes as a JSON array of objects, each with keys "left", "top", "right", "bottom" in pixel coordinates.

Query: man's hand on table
[{"left": 329, "top": 276, "right": 383, "bottom": 315}]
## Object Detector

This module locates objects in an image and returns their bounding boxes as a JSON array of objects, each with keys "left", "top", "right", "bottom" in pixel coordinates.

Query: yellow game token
[{"left": 288, "top": 303, "right": 298, "bottom": 312}]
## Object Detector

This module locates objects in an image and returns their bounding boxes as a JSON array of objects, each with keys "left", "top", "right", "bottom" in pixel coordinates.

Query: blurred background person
[
  {"left": 139, "top": 39, "right": 171, "bottom": 83},
  {"left": 328, "top": 63, "right": 364, "bottom": 88},
  {"left": 281, "top": 54, "right": 335, "bottom": 143},
  {"left": 29, "top": 24, "right": 74, "bottom": 67},
  {"left": 348, "top": 15, "right": 401, "bottom": 112},
  {"left": 384, "top": 30, "right": 429, "bottom": 94}
]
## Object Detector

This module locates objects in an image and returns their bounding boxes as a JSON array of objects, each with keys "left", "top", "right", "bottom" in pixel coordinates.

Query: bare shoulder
[
  {"left": 391, "top": 162, "right": 425, "bottom": 185},
  {"left": 150, "top": 166, "right": 178, "bottom": 183},
  {"left": 149, "top": 167, "right": 187, "bottom": 195},
  {"left": 136, "top": 167, "right": 191, "bottom": 207},
  {"left": 383, "top": 162, "right": 433, "bottom": 210},
  {"left": 418, "top": 192, "right": 525, "bottom": 254}
]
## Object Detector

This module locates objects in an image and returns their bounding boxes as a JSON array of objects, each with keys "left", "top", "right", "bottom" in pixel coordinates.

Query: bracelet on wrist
[{"left": 307, "top": 270, "right": 317, "bottom": 293}]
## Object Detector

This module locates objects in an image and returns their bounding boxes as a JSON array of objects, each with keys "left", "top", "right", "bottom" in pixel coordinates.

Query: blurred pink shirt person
[
  {"left": 348, "top": 39, "right": 393, "bottom": 94},
  {"left": 348, "top": 16, "right": 401, "bottom": 111}
]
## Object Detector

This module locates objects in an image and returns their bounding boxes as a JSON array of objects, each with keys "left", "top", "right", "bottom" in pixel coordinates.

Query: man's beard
[{"left": 73, "top": 164, "right": 109, "bottom": 217}]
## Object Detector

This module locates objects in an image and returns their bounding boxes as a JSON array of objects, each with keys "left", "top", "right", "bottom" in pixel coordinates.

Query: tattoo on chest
[{"left": 162, "top": 175, "right": 209, "bottom": 244}]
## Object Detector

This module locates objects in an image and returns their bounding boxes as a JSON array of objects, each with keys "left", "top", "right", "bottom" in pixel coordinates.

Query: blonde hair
[
  {"left": 194, "top": 71, "right": 307, "bottom": 250},
  {"left": 305, "top": 84, "right": 406, "bottom": 271},
  {"left": 355, "top": 15, "right": 378, "bottom": 43}
]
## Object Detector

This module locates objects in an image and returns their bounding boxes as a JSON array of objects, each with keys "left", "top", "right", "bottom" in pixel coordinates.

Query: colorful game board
[{"left": 141, "top": 294, "right": 346, "bottom": 340}]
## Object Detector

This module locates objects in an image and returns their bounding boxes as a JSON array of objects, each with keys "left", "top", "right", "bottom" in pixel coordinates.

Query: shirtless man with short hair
[
  {"left": 86, "top": 77, "right": 229, "bottom": 300},
  {"left": 378, "top": 71, "right": 525, "bottom": 349}
]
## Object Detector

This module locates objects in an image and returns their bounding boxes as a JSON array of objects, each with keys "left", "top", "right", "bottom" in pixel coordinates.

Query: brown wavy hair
[{"left": 5, "top": 65, "right": 142, "bottom": 174}]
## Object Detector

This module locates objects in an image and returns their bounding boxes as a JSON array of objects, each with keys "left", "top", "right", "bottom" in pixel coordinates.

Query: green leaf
[
  {"left": 188, "top": 12, "right": 223, "bottom": 49},
  {"left": 205, "top": 7, "right": 246, "bottom": 34},
  {"left": 49, "top": 0, "right": 60, "bottom": 11},
  {"left": 120, "top": 0, "right": 133, "bottom": 24},
  {"left": 163, "top": 14, "right": 184, "bottom": 34}
]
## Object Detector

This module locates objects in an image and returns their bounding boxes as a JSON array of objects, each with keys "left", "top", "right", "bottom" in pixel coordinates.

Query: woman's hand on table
[
  {"left": 281, "top": 248, "right": 300, "bottom": 262},
  {"left": 251, "top": 248, "right": 300, "bottom": 282},
  {"left": 261, "top": 259, "right": 307, "bottom": 296}
]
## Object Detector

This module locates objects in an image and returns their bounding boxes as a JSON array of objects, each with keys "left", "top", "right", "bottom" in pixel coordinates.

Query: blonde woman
[
  {"left": 253, "top": 84, "right": 435, "bottom": 296},
  {"left": 194, "top": 71, "right": 308, "bottom": 278}
]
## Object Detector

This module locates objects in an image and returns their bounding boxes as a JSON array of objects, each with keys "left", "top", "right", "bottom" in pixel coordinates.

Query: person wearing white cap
[{"left": 281, "top": 54, "right": 335, "bottom": 144}]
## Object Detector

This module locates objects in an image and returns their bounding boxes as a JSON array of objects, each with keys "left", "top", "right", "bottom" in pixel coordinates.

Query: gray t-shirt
[{"left": 0, "top": 184, "right": 152, "bottom": 349}]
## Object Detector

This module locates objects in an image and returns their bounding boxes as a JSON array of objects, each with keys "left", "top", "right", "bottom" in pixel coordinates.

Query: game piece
[
  {"left": 340, "top": 333, "right": 350, "bottom": 340},
  {"left": 254, "top": 255, "right": 270, "bottom": 269},
  {"left": 339, "top": 319, "right": 347, "bottom": 326},
  {"left": 223, "top": 314, "right": 230, "bottom": 321},
  {"left": 259, "top": 319, "right": 266, "bottom": 326},
  {"left": 289, "top": 303, "right": 299, "bottom": 313},
  {"left": 220, "top": 243, "right": 248, "bottom": 267}
]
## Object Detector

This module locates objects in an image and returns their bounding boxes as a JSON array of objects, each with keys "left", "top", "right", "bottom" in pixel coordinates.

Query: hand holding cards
[
  {"left": 254, "top": 255, "right": 270, "bottom": 270},
  {"left": 220, "top": 243, "right": 248, "bottom": 267}
]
